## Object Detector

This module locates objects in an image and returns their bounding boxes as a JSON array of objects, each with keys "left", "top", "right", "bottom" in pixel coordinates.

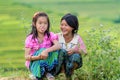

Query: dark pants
[{"left": 54, "top": 49, "right": 82, "bottom": 76}]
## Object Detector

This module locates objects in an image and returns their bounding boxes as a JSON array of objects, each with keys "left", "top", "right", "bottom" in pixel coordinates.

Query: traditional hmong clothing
[
  {"left": 54, "top": 33, "right": 86, "bottom": 76},
  {"left": 30, "top": 48, "right": 58, "bottom": 78},
  {"left": 25, "top": 32, "right": 59, "bottom": 78}
]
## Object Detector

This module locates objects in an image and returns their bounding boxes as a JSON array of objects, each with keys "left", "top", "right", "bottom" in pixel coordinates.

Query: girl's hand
[
  {"left": 67, "top": 48, "right": 75, "bottom": 55},
  {"left": 25, "top": 55, "right": 31, "bottom": 61},
  {"left": 38, "top": 50, "right": 48, "bottom": 59}
]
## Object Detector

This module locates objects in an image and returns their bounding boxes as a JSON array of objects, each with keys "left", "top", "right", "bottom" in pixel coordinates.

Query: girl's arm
[
  {"left": 45, "top": 32, "right": 61, "bottom": 53},
  {"left": 25, "top": 48, "right": 41, "bottom": 61},
  {"left": 68, "top": 35, "right": 87, "bottom": 55},
  {"left": 45, "top": 40, "right": 61, "bottom": 53},
  {"left": 38, "top": 40, "right": 61, "bottom": 59},
  {"left": 74, "top": 47, "right": 86, "bottom": 54},
  {"left": 75, "top": 36, "right": 87, "bottom": 55},
  {"left": 25, "top": 48, "right": 31, "bottom": 60},
  {"left": 68, "top": 44, "right": 87, "bottom": 55},
  {"left": 25, "top": 35, "right": 42, "bottom": 60},
  {"left": 25, "top": 41, "right": 61, "bottom": 60}
]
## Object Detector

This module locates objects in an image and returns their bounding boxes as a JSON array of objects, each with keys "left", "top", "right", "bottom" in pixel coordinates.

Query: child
[
  {"left": 54, "top": 13, "right": 87, "bottom": 80},
  {"left": 24, "top": 12, "right": 61, "bottom": 80}
]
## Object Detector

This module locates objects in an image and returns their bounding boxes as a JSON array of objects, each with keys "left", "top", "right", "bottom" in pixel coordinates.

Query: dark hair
[
  {"left": 61, "top": 13, "right": 79, "bottom": 34},
  {"left": 30, "top": 12, "right": 50, "bottom": 39}
]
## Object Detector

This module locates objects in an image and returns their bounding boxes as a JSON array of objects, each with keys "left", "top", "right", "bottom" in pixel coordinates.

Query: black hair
[{"left": 61, "top": 13, "right": 79, "bottom": 34}]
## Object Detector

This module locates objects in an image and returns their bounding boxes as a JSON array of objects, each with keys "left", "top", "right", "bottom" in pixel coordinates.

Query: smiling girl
[{"left": 25, "top": 12, "right": 61, "bottom": 80}]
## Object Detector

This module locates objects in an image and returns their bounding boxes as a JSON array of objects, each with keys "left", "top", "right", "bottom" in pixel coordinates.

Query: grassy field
[{"left": 0, "top": 0, "right": 120, "bottom": 80}]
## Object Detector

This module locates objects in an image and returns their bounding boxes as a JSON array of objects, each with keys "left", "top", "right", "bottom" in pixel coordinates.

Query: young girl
[
  {"left": 25, "top": 12, "right": 61, "bottom": 80},
  {"left": 54, "top": 13, "right": 87, "bottom": 80}
]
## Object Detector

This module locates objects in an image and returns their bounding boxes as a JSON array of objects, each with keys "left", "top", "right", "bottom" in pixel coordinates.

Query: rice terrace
[{"left": 0, "top": 0, "right": 120, "bottom": 80}]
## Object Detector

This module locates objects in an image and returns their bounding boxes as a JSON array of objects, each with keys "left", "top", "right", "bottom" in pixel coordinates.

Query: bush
[{"left": 77, "top": 24, "right": 120, "bottom": 80}]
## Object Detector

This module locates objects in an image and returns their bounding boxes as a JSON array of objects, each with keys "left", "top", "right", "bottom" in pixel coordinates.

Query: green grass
[{"left": 0, "top": 0, "right": 120, "bottom": 79}]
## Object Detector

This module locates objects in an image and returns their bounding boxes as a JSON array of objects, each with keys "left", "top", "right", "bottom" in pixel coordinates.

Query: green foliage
[{"left": 80, "top": 25, "right": 120, "bottom": 80}]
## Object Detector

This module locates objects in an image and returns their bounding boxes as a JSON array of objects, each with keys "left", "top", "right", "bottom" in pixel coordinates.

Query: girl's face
[
  {"left": 60, "top": 20, "right": 73, "bottom": 35},
  {"left": 35, "top": 16, "right": 48, "bottom": 34}
]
